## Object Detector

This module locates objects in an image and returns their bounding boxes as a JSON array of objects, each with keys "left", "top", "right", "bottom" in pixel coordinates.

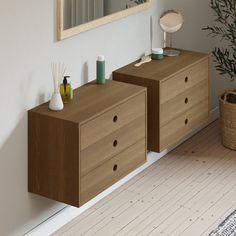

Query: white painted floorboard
[{"left": 52, "top": 121, "right": 236, "bottom": 236}]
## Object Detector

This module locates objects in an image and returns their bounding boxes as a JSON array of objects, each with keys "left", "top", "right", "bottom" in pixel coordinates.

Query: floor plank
[{"left": 53, "top": 121, "right": 236, "bottom": 236}]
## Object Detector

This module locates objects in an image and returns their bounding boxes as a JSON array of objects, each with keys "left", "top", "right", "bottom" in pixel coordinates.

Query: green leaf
[{"left": 203, "top": 0, "right": 236, "bottom": 81}]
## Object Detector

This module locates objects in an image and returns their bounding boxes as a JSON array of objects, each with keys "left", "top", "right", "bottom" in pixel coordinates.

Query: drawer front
[
  {"left": 81, "top": 115, "right": 146, "bottom": 176},
  {"left": 80, "top": 139, "right": 146, "bottom": 205},
  {"left": 160, "top": 80, "right": 209, "bottom": 127},
  {"left": 160, "top": 100, "right": 209, "bottom": 151},
  {"left": 160, "top": 59, "right": 209, "bottom": 104},
  {"left": 81, "top": 92, "right": 146, "bottom": 150}
]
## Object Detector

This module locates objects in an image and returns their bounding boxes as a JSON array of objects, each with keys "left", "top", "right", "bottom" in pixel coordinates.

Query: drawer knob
[
  {"left": 113, "top": 115, "right": 118, "bottom": 123},
  {"left": 185, "top": 77, "right": 188, "bottom": 83},
  {"left": 185, "top": 118, "right": 189, "bottom": 125},
  {"left": 185, "top": 98, "right": 188, "bottom": 104},
  {"left": 113, "top": 164, "right": 118, "bottom": 171},
  {"left": 113, "top": 140, "right": 118, "bottom": 147}
]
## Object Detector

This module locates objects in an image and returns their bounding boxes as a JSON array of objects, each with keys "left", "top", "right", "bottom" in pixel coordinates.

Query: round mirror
[{"left": 160, "top": 10, "right": 184, "bottom": 56}]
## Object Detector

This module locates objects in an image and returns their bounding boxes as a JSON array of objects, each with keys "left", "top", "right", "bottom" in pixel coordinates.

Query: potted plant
[{"left": 203, "top": 0, "right": 236, "bottom": 150}]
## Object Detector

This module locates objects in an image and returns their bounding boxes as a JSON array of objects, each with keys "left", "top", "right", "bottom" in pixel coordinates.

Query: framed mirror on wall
[{"left": 57, "top": 0, "right": 150, "bottom": 40}]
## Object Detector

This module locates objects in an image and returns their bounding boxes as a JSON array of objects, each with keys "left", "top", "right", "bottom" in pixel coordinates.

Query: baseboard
[{"left": 25, "top": 107, "right": 219, "bottom": 236}]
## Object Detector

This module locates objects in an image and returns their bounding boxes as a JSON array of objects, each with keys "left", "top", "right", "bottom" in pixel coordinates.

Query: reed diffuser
[{"left": 49, "top": 63, "right": 66, "bottom": 111}]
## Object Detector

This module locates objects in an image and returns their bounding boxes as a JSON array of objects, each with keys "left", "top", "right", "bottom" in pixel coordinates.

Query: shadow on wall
[
  {"left": 81, "top": 62, "right": 89, "bottom": 85},
  {"left": 0, "top": 109, "right": 65, "bottom": 235},
  {"left": 0, "top": 59, "right": 93, "bottom": 234}
]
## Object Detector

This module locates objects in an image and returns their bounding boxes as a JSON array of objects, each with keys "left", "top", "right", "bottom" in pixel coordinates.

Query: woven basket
[{"left": 219, "top": 90, "right": 236, "bottom": 150}]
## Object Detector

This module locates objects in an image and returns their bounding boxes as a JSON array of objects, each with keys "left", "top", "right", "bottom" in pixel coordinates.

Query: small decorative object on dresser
[
  {"left": 96, "top": 55, "right": 106, "bottom": 84},
  {"left": 49, "top": 63, "right": 66, "bottom": 111},
  {"left": 151, "top": 48, "right": 164, "bottom": 60},
  {"left": 203, "top": 0, "right": 236, "bottom": 150},
  {"left": 134, "top": 55, "right": 152, "bottom": 67},
  {"left": 28, "top": 80, "right": 147, "bottom": 207},
  {"left": 159, "top": 10, "right": 184, "bottom": 57},
  {"left": 49, "top": 93, "right": 64, "bottom": 111},
  {"left": 113, "top": 49, "right": 210, "bottom": 152},
  {"left": 60, "top": 75, "right": 72, "bottom": 103}
]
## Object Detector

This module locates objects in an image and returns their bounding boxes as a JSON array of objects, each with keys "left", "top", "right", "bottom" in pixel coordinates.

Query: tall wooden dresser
[
  {"left": 113, "top": 49, "right": 210, "bottom": 152},
  {"left": 28, "top": 80, "right": 147, "bottom": 207}
]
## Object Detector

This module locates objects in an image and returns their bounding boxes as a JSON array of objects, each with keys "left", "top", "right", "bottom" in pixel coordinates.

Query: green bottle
[{"left": 96, "top": 55, "right": 105, "bottom": 84}]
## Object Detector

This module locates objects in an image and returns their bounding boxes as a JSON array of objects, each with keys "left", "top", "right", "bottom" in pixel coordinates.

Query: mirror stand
[
  {"left": 160, "top": 10, "right": 184, "bottom": 57},
  {"left": 164, "top": 33, "right": 181, "bottom": 57}
]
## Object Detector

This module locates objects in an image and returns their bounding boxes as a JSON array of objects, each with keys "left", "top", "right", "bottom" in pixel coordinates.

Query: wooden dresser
[
  {"left": 113, "top": 49, "right": 210, "bottom": 152},
  {"left": 28, "top": 80, "right": 147, "bottom": 207}
]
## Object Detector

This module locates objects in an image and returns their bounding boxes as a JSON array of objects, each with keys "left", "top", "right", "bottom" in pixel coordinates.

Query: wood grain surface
[
  {"left": 28, "top": 79, "right": 147, "bottom": 207},
  {"left": 80, "top": 139, "right": 146, "bottom": 205},
  {"left": 160, "top": 99, "right": 209, "bottom": 150},
  {"left": 80, "top": 92, "right": 145, "bottom": 150},
  {"left": 53, "top": 121, "right": 236, "bottom": 236},
  {"left": 81, "top": 115, "right": 145, "bottom": 177},
  {"left": 113, "top": 49, "right": 210, "bottom": 152}
]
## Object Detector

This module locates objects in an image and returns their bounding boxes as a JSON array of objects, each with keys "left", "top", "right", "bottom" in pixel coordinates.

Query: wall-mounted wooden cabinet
[
  {"left": 113, "top": 49, "right": 210, "bottom": 152},
  {"left": 28, "top": 80, "right": 147, "bottom": 207}
]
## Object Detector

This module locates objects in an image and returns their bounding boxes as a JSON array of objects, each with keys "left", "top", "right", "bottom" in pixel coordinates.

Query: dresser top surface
[
  {"left": 29, "top": 80, "right": 146, "bottom": 123},
  {"left": 113, "top": 49, "right": 209, "bottom": 81}
]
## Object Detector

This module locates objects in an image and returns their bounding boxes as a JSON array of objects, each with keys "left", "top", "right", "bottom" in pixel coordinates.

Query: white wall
[{"left": 0, "top": 0, "right": 164, "bottom": 235}]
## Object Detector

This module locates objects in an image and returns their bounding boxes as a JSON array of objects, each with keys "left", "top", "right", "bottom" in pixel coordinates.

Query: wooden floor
[{"left": 53, "top": 121, "right": 236, "bottom": 236}]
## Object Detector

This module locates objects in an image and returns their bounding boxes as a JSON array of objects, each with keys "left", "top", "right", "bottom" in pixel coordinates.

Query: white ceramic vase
[{"left": 49, "top": 93, "right": 64, "bottom": 111}]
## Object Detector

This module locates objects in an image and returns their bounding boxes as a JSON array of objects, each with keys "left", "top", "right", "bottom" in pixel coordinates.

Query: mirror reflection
[{"left": 63, "top": 0, "right": 146, "bottom": 30}]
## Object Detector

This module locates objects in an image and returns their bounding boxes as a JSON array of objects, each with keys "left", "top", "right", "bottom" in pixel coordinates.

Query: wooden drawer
[
  {"left": 160, "top": 80, "right": 209, "bottom": 127},
  {"left": 113, "top": 50, "right": 209, "bottom": 152},
  {"left": 160, "top": 99, "right": 209, "bottom": 151},
  {"left": 160, "top": 59, "right": 209, "bottom": 104},
  {"left": 28, "top": 79, "right": 147, "bottom": 207},
  {"left": 80, "top": 139, "right": 146, "bottom": 205},
  {"left": 80, "top": 92, "right": 146, "bottom": 150},
  {"left": 81, "top": 115, "right": 145, "bottom": 176}
]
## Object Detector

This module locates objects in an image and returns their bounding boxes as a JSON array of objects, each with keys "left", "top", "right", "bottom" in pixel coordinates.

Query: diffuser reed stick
[
  {"left": 49, "top": 63, "right": 66, "bottom": 111},
  {"left": 51, "top": 63, "right": 66, "bottom": 93}
]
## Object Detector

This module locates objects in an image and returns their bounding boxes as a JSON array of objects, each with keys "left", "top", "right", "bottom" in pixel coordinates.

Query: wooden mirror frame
[{"left": 57, "top": 0, "right": 150, "bottom": 41}]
